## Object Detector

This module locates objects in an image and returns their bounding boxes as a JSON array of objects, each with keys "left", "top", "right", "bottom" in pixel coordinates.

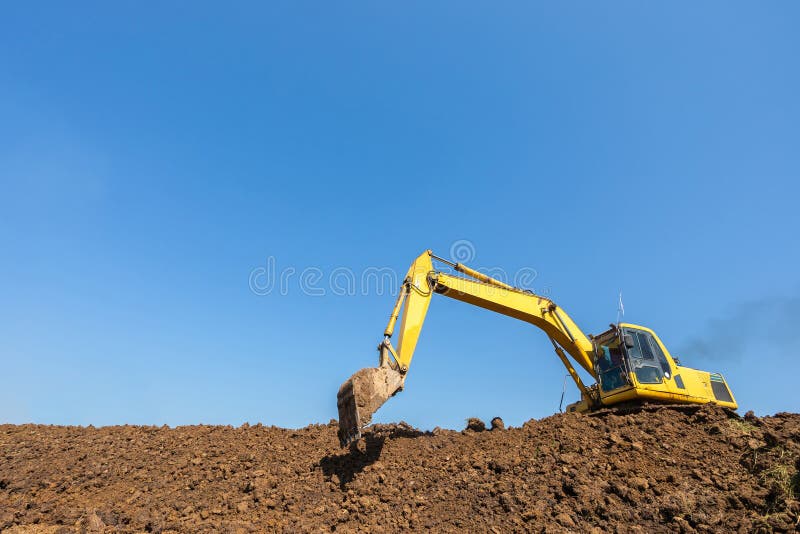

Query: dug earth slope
[{"left": 1, "top": 406, "right": 798, "bottom": 532}]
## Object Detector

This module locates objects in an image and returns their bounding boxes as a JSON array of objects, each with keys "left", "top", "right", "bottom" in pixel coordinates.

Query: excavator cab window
[
  {"left": 622, "top": 328, "right": 666, "bottom": 384},
  {"left": 649, "top": 336, "right": 672, "bottom": 378},
  {"left": 597, "top": 342, "right": 628, "bottom": 392}
]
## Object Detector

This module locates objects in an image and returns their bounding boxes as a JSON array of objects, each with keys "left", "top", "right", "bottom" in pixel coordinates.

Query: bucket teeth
[{"left": 336, "top": 379, "right": 362, "bottom": 447}]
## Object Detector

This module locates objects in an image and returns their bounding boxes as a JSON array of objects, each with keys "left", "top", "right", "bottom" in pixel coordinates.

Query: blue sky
[{"left": 1, "top": 2, "right": 798, "bottom": 429}]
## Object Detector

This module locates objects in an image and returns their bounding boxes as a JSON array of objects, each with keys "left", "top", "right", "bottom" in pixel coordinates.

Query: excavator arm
[{"left": 336, "top": 250, "right": 600, "bottom": 446}]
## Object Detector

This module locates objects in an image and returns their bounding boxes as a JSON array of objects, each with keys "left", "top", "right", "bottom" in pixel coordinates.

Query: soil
[{"left": 1, "top": 405, "right": 799, "bottom": 532}]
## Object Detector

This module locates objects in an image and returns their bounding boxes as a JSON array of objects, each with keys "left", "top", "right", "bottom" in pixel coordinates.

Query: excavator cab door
[{"left": 595, "top": 340, "right": 629, "bottom": 393}]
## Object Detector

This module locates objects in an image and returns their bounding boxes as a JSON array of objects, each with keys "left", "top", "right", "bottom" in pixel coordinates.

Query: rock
[
  {"left": 490, "top": 417, "right": 505, "bottom": 431},
  {"left": 466, "top": 418, "right": 486, "bottom": 432}
]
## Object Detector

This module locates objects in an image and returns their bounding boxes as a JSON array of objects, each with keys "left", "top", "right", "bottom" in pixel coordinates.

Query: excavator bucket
[{"left": 337, "top": 365, "right": 404, "bottom": 447}]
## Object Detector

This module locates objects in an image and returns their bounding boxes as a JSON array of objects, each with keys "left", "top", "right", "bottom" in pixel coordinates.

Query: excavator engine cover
[{"left": 337, "top": 365, "right": 404, "bottom": 447}]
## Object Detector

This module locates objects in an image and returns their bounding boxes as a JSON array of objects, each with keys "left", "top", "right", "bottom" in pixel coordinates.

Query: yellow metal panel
[{"left": 394, "top": 251, "right": 434, "bottom": 371}]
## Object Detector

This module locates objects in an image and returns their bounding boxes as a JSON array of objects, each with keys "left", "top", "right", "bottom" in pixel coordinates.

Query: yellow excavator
[{"left": 337, "top": 250, "right": 737, "bottom": 446}]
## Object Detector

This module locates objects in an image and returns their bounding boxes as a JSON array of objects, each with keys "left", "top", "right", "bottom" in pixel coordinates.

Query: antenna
[{"left": 616, "top": 291, "right": 624, "bottom": 325}]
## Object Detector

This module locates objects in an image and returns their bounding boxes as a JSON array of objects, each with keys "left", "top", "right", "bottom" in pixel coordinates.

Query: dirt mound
[{"left": 1, "top": 406, "right": 799, "bottom": 532}]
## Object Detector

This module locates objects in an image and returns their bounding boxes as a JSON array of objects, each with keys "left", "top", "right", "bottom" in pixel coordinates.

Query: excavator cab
[
  {"left": 594, "top": 326, "right": 673, "bottom": 394},
  {"left": 592, "top": 324, "right": 737, "bottom": 410}
]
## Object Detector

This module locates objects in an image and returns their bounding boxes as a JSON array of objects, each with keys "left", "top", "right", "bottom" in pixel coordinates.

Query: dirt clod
[
  {"left": 1, "top": 406, "right": 798, "bottom": 531},
  {"left": 465, "top": 417, "right": 486, "bottom": 432},
  {"left": 490, "top": 417, "right": 505, "bottom": 431}
]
